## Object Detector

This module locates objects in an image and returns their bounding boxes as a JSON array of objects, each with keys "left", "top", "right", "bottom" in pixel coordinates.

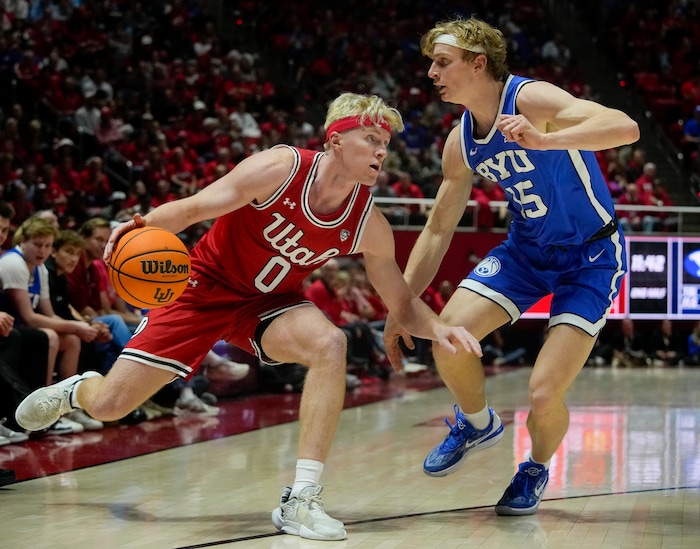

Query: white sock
[
  {"left": 464, "top": 403, "right": 491, "bottom": 430},
  {"left": 179, "top": 387, "right": 195, "bottom": 401},
  {"left": 527, "top": 452, "right": 551, "bottom": 470},
  {"left": 69, "top": 377, "right": 86, "bottom": 408},
  {"left": 291, "top": 459, "right": 324, "bottom": 497}
]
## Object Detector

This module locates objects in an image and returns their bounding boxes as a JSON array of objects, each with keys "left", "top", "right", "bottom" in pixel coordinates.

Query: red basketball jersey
[{"left": 190, "top": 145, "right": 374, "bottom": 296}]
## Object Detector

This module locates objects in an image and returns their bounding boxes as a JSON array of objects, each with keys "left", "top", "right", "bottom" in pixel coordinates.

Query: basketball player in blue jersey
[{"left": 383, "top": 17, "right": 639, "bottom": 516}]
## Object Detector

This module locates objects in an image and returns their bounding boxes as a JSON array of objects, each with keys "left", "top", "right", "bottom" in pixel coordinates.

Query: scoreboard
[{"left": 523, "top": 236, "right": 700, "bottom": 319}]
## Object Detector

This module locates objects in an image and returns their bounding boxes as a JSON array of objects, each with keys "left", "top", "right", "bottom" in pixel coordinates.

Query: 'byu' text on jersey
[{"left": 460, "top": 75, "right": 616, "bottom": 247}]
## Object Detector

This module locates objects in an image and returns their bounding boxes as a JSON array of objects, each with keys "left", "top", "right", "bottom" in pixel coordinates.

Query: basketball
[{"left": 108, "top": 226, "right": 191, "bottom": 309}]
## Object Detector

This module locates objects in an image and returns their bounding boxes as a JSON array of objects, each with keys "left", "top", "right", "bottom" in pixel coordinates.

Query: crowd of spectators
[
  {"left": 573, "top": 0, "right": 700, "bottom": 179},
  {"left": 0, "top": 0, "right": 682, "bottom": 241},
  {"left": 0, "top": 0, "right": 695, "bottom": 467}
]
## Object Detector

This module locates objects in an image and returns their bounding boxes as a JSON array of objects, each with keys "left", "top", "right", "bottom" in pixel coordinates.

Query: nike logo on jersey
[
  {"left": 588, "top": 249, "right": 604, "bottom": 263},
  {"left": 469, "top": 147, "right": 478, "bottom": 156}
]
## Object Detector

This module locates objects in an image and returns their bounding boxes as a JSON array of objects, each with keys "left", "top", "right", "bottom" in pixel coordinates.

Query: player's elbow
[{"left": 622, "top": 118, "right": 640, "bottom": 145}]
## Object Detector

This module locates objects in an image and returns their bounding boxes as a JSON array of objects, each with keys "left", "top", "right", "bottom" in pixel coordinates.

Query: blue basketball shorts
[{"left": 459, "top": 230, "right": 626, "bottom": 336}]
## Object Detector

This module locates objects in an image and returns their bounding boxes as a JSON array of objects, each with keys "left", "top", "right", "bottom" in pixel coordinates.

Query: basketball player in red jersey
[{"left": 16, "top": 93, "right": 481, "bottom": 541}]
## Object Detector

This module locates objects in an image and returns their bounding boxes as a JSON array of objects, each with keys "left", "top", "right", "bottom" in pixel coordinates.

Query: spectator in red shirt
[
  {"left": 471, "top": 177, "right": 507, "bottom": 229},
  {"left": 165, "top": 146, "right": 198, "bottom": 197},
  {"left": 616, "top": 183, "right": 656, "bottom": 233},
  {"left": 0, "top": 153, "right": 18, "bottom": 191},
  {"left": 202, "top": 146, "right": 235, "bottom": 185},
  {"left": 13, "top": 49, "right": 42, "bottom": 98},
  {"left": 79, "top": 156, "right": 112, "bottom": 212},
  {"left": 635, "top": 162, "right": 658, "bottom": 195},
  {"left": 52, "top": 152, "right": 81, "bottom": 194},
  {"left": 391, "top": 170, "right": 427, "bottom": 224},
  {"left": 44, "top": 75, "right": 83, "bottom": 122},
  {"left": 304, "top": 259, "right": 387, "bottom": 378},
  {"left": 8, "top": 182, "right": 34, "bottom": 226},
  {"left": 649, "top": 181, "right": 678, "bottom": 232},
  {"left": 150, "top": 178, "right": 177, "bottom": 209},
  {"left": 422, "top": 284, "right": 447, "bottom": 315},
  {"left": 184, "top": 100, "right": 214, "bottom": 154},
  {"left": 141, "top": 146, "right": 169, "bottom": 192},
  {"left": 119, "top": 129, "right": 150, "bottom": 172}
]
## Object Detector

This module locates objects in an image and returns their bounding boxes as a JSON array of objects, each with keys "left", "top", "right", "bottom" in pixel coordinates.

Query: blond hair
[
  {"left": 421, "top": 17, "right": 508, "bottom": 81},
  {"left": 14, "top": 216, "right": 59, "bottom": 245},
  {"left": 324, "top": 93, "right": 404, "bottom": 149},
  {"left": 54, "top": 229, "right": 86, "bottom": 251}
]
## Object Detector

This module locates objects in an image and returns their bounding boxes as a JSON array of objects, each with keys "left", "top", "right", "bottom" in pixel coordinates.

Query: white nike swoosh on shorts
[{"left": 588, "top": 249, "right": 604, "bottom": 262}]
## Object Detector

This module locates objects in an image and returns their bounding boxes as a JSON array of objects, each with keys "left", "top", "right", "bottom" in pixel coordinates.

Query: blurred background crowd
[{"left": 1, "top": 0, "right": 699, "bottom": 440}]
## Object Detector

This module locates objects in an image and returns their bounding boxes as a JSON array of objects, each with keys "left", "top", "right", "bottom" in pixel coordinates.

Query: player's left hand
[
  {"left": 497, "top": 114, "right": 545, "bottom": 149},
  {"left": 433, "top": 324, "right": 482, "bottom": 357}
]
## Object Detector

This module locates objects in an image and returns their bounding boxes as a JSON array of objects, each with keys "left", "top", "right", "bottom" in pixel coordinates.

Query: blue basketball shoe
[
  {"left": 423, "top": 404, "right": 504, "bottom": 477},
  {"left": 495, "top": 460, "right": 549, "bottom": 516}
]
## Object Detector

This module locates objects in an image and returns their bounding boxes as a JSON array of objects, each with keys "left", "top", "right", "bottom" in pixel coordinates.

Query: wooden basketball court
[{"left": 2, "top": 366, "right": 699, "bottom": 548}]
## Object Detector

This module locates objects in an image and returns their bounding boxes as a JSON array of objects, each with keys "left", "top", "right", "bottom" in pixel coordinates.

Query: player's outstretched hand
[
  {"left": 434, "top": 324, "right": 482, "bottom": 358},
  {"left": 103, "top": 213, "right": 147, "bottom": 264}
]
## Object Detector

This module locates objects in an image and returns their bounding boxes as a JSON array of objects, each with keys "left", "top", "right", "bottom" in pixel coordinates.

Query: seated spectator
[
  {"left": 611, "top": 318, "right": 649, "bottom": 368},
  {"left": 99, "top": 191, "right": 128, "bottom": 221},
  {"left": 606, "top": 174, "right": 627, "bottom": 201},
  {"left": 482, "top": 328, "right": 527, "bottom": 366},
  {"left": 304, "top": 259, "right": 386, "bottom": 382},
  {"left": 165, "top": 146, "right": 198, "bottom": 198},
  {"left": 51, "top": 149, "right": 81, "bottom": 194},
  {"left": 681, "top": 105, "right": 700, "bottom": 173},
  {"left": 95, "top": 106, "right": 126, "bottom": 153},
  {"left": 370, "top": 170, "right": 406, "bottom": 225},
  {"left": 391, "top": 170, "right": 427, "bottom": 225},
  {"left": 79, "top": 156, "right": 112, "bottom": 213},
  {"left": 471, "top": 176, "right": 507, "bottom": 229},
  {"left": 228, "top": 100, "right": 262, "bottom": 145},
  {"left": 687, "top": 320, "right": 700, "bottom": 366},
  {"left": 616, "top": 183, "right": 656, "bottom": 233},
  {"left": 0, "top": 216, "right": 103, "bottom": 431},
  {"left": 647, "top": 319, "right": 685, "bottom": 367},
  {"left": 648, "top": 181, "right": 678, "bottom": 232},
  {"left": 348, "top": 261, "right": 388, "bottom": 331},
  {"left": 150, "top": 178, "right": 178, "bottom": 209},
  {"left": 73, "top": 88, "right": 101, "bottom": 138},
  {"left": 0, "top": 323, "right": 35, "bottom": 439},
  {"left": 46, "top": 229, "right": 132, "bottom": 374},
  {"left": 68, "top": 217, "right": 143, "bottom": 330},
  {"left": 438, "top": 279, "right": 455, "bottom": 304},
  {"left": 0, "top": 202, "right": 54, "bottom": 436},
  {"left": 635, "top": 162, "right": 658, "bottom": 195}
]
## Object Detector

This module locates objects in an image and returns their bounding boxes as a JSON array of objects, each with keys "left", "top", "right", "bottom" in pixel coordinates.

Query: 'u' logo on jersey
[{"left": 474, "top": 256, "right": 501, "bottom": 277}]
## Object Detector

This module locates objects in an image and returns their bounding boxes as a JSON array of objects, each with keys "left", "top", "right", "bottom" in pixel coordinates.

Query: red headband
[{"left": 325, "top": 116, "right": 391, "bottom": 142}]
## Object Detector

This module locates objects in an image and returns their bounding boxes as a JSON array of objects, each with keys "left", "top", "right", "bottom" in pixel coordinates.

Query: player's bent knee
[
  {"left": 306, "top": 328, "right": 348, "bottom": 367},
  {"left": 528, "top": 382, "right": 563, "bottom": 414}
]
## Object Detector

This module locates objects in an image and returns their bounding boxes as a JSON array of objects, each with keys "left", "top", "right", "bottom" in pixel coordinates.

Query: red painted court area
[{"left": 4, "top": 371, "right": 458, "bottom": 482}]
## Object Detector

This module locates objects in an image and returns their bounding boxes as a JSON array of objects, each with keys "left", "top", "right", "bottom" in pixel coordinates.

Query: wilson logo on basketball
[{"left": 140, "top": 259, "right": 190, "bottom": 275}]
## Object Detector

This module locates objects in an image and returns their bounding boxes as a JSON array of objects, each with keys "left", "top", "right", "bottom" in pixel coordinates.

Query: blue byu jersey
[{"left": 460, "top": 74, "right": 616, "bottom": 247}]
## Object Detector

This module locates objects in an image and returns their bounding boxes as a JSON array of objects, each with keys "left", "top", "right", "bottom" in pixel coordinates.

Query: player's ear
[
  {"left": 328, "top": 132, "right": 342, "bottom": 148},
  {"left": 472, "top": 53, "right": 487, "bottom": 73}
]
